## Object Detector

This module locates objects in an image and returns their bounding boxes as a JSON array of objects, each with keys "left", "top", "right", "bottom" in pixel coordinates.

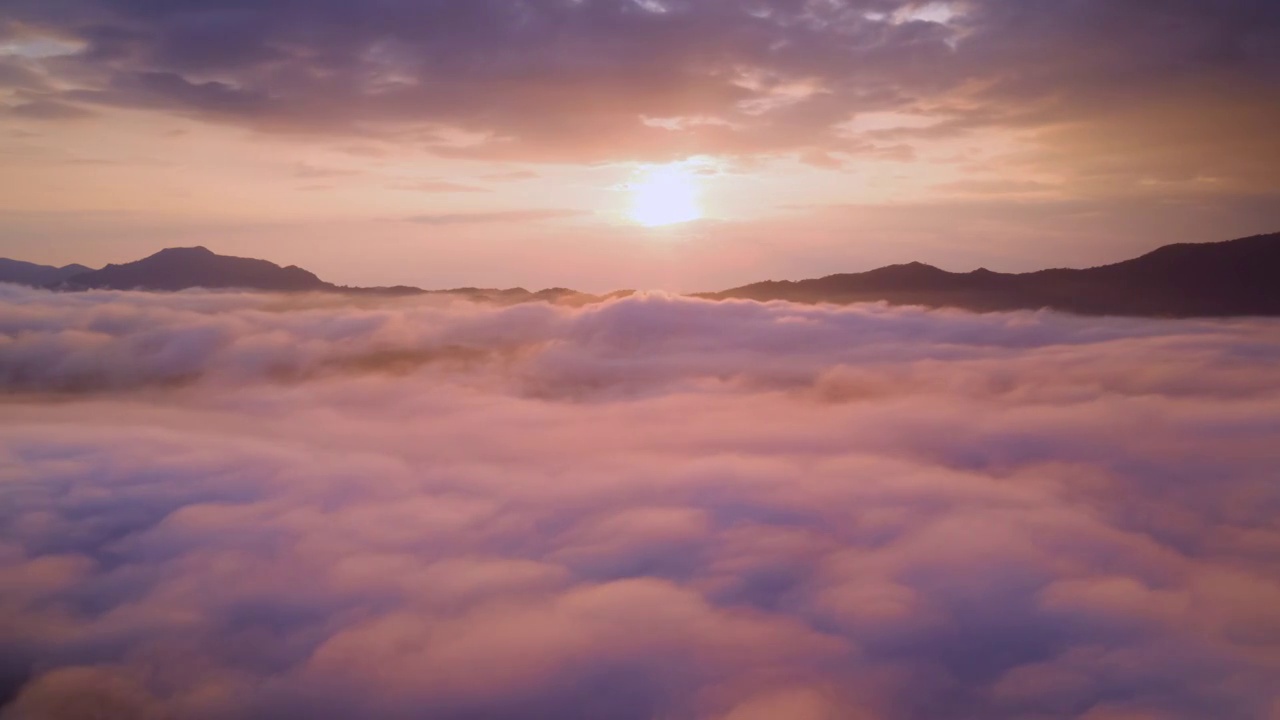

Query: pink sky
[{"left": 2, "top": 0, "right": 1278, "bottom": 290}]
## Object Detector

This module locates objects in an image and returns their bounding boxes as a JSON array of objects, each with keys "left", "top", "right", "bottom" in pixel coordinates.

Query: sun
[{"left": 628, "top": 163, "right": 703, "bottom": 227}]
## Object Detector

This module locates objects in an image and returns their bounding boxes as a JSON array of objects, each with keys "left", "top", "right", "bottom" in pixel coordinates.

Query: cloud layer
[
  {"left": 3, "top": 0, "right": 1278, "bottom": 185},
  {"left": 2, "top": 285, "right": 1280, "bottom": 719}
]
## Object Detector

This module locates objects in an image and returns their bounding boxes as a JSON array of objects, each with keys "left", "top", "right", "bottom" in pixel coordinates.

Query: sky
[
  {"left": 1, "top": 0, "right": 1279, "bottom": 290},
  {"left": 3, "top": 285, "right": 1280, "bottom": 719}
]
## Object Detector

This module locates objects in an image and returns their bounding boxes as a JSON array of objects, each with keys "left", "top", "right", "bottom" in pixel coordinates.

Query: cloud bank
[{"left": 2, "top": 285, "right": 1280, "bottom": 719}]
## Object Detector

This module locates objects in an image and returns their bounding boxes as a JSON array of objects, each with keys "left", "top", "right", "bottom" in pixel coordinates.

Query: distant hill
[
  {"left": 65, "top": 247, "right": 334, "bottom": 292},
  {"left": 0, "top": 259, "right": 94, "bottom": 288},
  {"left": 2, "top": 246, "right": 618, "bottom": 305},
  {"left": 3, "top": 232, "right": 1279, "bottom": 316},
  {"left": 704, "top": 232, "right": 1280, "bottom": 317}
]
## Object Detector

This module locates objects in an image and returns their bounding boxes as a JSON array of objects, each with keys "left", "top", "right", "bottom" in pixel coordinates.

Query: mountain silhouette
[
  {"left": 2, "top": 232, "right": 1279, "bottom": 316},
  {"left": 704, "top": 232, "right": 1280, "bottom": 317},
  {"left": 0, "top": 259, "right": 95, "bottom": 288},
  {"left": 64, "top": 247, "right": 334, "bottom": 292},
  {"left": 19, "top": 246, "right": 616, "bottom": 304}
]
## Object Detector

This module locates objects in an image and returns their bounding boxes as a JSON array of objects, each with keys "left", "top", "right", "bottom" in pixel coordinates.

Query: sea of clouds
[{"left": 2, "top": 284, "right": 1280, "bottom": 720}]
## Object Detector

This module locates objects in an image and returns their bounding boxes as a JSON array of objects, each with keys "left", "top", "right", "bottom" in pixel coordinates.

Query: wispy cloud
[
  {"left": 390, "top": 178, "right": 488, "bottom": 194},
  {"left": 293, "top": 163, "right": 360, "bottom": 179},
  {"left": 402, "top": 209, "right": 588, "bottom": 225},
  {"left": 482, "top": 170, "right": 541, "bottom": 182},
  {"left": 6, "top": 99, "right": 95, "bottom": 121}
]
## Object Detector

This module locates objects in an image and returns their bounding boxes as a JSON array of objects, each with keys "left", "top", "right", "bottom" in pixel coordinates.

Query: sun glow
[{"left": 629, "top": 164, "right": 703, "bottom": 227}]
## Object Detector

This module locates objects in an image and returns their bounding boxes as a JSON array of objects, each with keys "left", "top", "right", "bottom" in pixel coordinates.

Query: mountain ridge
[
  {"left": 0, "top": 258, "right": 95, "bottom": 288},
  {"left": 67, "top": 246, "right": 335, "bottom": 293},
  {"left": 2, "top": 232, "right": 1278, "bottom": 317},
  {"left": 703, "top": 232, "right": 1280, "bottom": 317}
]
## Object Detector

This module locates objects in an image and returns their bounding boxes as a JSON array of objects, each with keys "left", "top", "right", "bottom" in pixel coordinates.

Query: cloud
[
  {"left": 483, "top": 170, "right": 542, "bottom": 182},
  {"left": 931, "top": 179, "right": 1058, "bottom": 198},
  {"left": 401, "top": 209, "right": 588, "bottom": 225},
  {"left": 292, "top": 163, "right": 360, "bottom": 180},
  {"left": 2, "top": 285, "right": 1280, "bottom": 718},
  {"left": 5, "top": 99, "right": 94, "bottom": 120},
  {"left": 0, "top": 0, "right": 1275, "bottom": 187},
  {"left": 389, "top": 179, "right": 488, "bottom": 194}
]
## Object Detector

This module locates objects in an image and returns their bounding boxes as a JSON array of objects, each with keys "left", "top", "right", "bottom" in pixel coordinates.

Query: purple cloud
[{"left": 0, "top": 0, "right": 1274, "bottom": 189}]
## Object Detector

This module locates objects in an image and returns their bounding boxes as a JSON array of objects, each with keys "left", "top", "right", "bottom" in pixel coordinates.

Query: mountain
[
  {"left": 0, "top": 259, "right": 94, "bottom": 288},
  {"left": 20, "top": 246, "right": 614, "bottom": 304},
  {"left": 4, "top": 232, "right": 1279, "bottom": 316},
  {"left": 704, "top": 232, "right": 1280, "bottom": 317},
  {"left": 65, "top": 246, "right": 334, "bottom": 292}
]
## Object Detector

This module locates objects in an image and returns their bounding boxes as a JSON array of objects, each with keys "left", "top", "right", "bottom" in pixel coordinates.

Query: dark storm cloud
[
  {"left": 2, "top": 288, "right": 1280, "bottom": 719},
  {"left": 1, "top": 0, "right": 1277, "bottom": 182}
]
